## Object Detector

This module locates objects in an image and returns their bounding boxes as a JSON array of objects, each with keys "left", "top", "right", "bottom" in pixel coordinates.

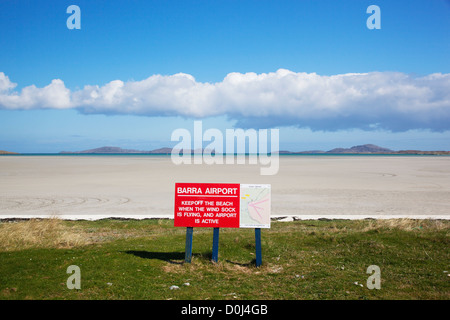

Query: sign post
[
  {"left": 185, "top": 227, "right": 194, "bottom": 263},
  {"left": 211, "top": 227, "right": 220, "bottom": 263},
  {"left": 255, "top": 228, "right": 262, "bottom": 267},
  {"left": 174, "top": 183, "right": 270, "bottom": 266}
]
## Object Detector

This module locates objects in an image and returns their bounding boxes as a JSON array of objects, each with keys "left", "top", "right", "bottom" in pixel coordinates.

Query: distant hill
[
  {"left": 0, "top": 150, "right": 19, "bottom": 154},
  {"left": 60, "top": 146, "right": 213, "bottom": 154},
  {"left": 326, "top": 144, "right": 393, "bottom": 154},
  {"left": 59, "top": 144, "right": 450, "bottom": 155},
  {"left": 280, "top": 144, "right": 393, "bottom": 154},
  {"left": 60, "top": 146, "right": 172, "bottom": 154},
  {"left": 60, "top": 146, "right": 142, "bottom": 154},
  {"left": 281, "top": 144, "right": 449, "bottom": 155}
]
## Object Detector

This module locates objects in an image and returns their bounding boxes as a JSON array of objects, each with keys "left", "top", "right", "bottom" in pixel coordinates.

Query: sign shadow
[{"left": 124, "top": 250, "right": 201, "bottom": 265}]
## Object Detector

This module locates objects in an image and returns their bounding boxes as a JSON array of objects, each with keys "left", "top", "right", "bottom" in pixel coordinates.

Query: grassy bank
[{"left": 0, "top": 218, "right": 448, "bottom": 300}]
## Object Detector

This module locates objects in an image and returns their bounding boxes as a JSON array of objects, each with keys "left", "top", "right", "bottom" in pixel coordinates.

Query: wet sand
[{"left": 0, "top": 155, "right": 449, "bottom": 220}]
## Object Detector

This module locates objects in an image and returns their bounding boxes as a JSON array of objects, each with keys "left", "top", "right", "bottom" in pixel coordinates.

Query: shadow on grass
[
  {"left": 125, "top": 250, "right": 258, "bottom": 267},
  {"left": 125, "top": 250, "right": 205, "bottom": 264}
]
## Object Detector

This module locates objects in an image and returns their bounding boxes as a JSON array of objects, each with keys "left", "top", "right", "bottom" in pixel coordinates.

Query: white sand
[{"left": 0, "top": 155, "right": 449, "bottom": 220}]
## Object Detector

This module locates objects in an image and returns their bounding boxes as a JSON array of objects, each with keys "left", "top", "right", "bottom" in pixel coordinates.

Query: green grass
[{"left": 0, "top": 218, "right": 448, "bottom": 300}]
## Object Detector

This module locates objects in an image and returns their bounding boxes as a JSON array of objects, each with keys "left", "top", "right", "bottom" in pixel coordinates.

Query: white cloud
[
  {"left": 0, "top": 72, "right": 17, "bottom": 92},
  {"left": 1, "top": 69, "right": 449, "bottom": 131},
  {"left": 0, "top": 73, "right": 71, "bottom": 110}
]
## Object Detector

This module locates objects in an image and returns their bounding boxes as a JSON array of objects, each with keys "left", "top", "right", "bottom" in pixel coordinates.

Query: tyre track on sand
[{"left": 0, "top": 196, "right": 132, "bottom": 215}]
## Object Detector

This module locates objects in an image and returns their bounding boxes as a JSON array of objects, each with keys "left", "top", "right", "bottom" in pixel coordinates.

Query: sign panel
[
  {"left": 239, "top": 184, "right": 271, "bottom": 229},
  {"left": 174, "top": 183, "right": 241, "bottom": 228},
  {"left": 174, "top": 183, "right": 271, "bottom": 229}
]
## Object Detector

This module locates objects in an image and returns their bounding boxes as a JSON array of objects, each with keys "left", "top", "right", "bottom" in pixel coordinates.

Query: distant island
[
  {"left": 1, "top": 144, "right": 449, "bottom": 155},
  {"left": 58, "top": 144, "right": 450, "bottom": 155},
  {"left": 0, "top": 150, "right": 19, "bottom": 155},
  {"left": 283, "top": 144, "right": 450, "bottom": 155},
  {"left": 281, "top": 144, "right": 393, "bottom": 154},
  {"left": 59, "top": 146, "right": 173, "bottom": 154}
]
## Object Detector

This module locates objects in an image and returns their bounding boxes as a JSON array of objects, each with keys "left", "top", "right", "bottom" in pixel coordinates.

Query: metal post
[
  {"left": 185, "top": 227, "right": 194, "bottom": 263},
  {"left": 255, "top": 228, "right": 262, "bottom": 267},
  {"left": 212, "top": 227, "right": 220, "bottom": 263}
]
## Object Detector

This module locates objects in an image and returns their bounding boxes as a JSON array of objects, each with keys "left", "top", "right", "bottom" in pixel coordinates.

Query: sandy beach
[{"left": 0, "top": 155, "right": 449, "bottom": 220}]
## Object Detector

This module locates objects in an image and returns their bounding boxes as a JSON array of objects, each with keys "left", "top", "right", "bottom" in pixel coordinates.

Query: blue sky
[{"left": 0, "top": 0, "right": 449, "bottom": 153}]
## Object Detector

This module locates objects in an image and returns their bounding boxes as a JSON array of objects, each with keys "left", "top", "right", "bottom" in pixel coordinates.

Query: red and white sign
[{"left": 174, "top": 183, "right": 240, "bottom": 228}]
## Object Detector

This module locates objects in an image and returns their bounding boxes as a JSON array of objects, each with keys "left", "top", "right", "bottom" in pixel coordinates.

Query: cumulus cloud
[
  {"left": 1, "top": 70, "right": 449, "bottom": 131},
  {"left": 0, "top": 73, "right": 71, "bottom": 110}
]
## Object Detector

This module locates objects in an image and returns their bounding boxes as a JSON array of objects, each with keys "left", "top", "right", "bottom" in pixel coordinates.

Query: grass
[{"left": 0, "top": 218, "right": 448, "bottom": 300}]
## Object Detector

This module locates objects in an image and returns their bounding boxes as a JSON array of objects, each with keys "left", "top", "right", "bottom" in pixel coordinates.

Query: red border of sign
[{"left": 174, "top": 183, "right": 240, "bottom": 228}]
